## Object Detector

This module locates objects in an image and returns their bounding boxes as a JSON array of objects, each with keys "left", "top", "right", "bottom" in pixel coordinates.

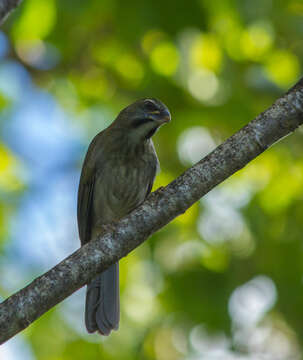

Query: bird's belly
[
  {"left": 110, "top": 165, "right": 149, "bottom": 213},
  {"left": 94, "top": 162, "right": 151, "bottom": 223}
]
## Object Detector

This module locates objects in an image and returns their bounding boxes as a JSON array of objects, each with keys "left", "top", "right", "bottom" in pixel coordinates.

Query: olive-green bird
[{"left": 77, "top": 98, "right": 171, "bottom": 335}]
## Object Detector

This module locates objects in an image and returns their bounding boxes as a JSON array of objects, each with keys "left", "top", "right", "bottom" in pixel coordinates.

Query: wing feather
[
  {"left": 77, "top": 174, "right": 95, "bottom": 245},
  {"left": 77, "top": 133, "right": 103, "bottom": 245}
]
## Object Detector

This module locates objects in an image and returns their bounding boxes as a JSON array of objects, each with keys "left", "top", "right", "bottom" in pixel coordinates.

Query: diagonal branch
[
  {"left": 0, "top": 0, "right": 22, "bottom": 25},
  {"left": 1, "top": 79, "right": 303, "bottom": 344}
]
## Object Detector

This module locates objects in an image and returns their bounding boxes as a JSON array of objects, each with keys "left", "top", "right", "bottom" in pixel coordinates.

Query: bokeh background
[{"left": 1, "top": 0, "right": 303, "bottom": 359}]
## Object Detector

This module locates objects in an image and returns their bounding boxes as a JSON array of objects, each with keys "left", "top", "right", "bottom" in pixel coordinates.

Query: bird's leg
[
  {"left": 90, "top": 220, "right": 118, "bottom": 241},
  {"left": 95, "top": 220, "right": 119, "bottom": 236},
  {"left": 147, "top": 186, "right": 165, "bottom": 200},
  {"left": 102, "top": 222, "right": 118, "bottom": 234}
]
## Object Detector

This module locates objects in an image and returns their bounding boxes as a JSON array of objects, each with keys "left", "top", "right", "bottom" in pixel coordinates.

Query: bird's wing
[
  {"left": 77, "top": 173, "right": 95, "bottom": 245},
  {"left": 146, "top": 161, "right": 158, "bottom": 196},
  {"left": 145, "top": 140, "right": 160, "bottom": 196},
  {"left": 77, "top": 133, "right": 102, "bottom": 245}
]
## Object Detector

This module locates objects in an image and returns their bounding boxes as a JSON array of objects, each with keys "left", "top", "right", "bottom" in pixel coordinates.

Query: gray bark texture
[
  {"left": 0, "top": 0, "right": 22, "bottom": 25},
  {"left": 1, "top": 78, "right": 303, "bottom": 344}
]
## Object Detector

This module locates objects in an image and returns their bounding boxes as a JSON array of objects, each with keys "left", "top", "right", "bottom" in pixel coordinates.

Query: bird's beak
[
  {"left": 161, "top": 109, "right": 171, "bottom": 124},
  {"left": 147, "top": 109, "right": 171, "bottom": 125}
]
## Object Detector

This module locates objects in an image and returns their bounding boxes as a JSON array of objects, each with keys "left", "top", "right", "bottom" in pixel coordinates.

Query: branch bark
[
  {"left": 1, "top": 79, "right": 303, "bottom": 343},
  {"left": 0, "top": 0, "right": 22, "bottom": 25}
]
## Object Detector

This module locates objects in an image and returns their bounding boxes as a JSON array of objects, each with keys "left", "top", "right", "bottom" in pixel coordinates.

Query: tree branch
[
  {"left": 0, "top": 0, "right": 22, "bottom": 25},
  {"left": 1, "top": 79, "right": 303, "bottom": 343}
]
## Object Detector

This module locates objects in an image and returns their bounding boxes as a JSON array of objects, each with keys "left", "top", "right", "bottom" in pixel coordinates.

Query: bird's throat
[{"left": 144, "top": 126, "right": 158, "bottom": 140}]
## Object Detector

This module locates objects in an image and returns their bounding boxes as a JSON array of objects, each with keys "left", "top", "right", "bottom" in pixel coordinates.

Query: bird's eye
[{"left": 144, "top": 99, "right": 158, "bottom": 111}]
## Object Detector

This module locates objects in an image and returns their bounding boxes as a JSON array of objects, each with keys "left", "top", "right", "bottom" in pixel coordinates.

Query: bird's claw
[{"left": 101, "top": 222, "right": 117, "bottom": 234}]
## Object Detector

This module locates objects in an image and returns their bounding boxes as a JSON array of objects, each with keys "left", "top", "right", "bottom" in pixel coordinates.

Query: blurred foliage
[{"left": 1, "top": 0, "right": 303, "bottom": 359}]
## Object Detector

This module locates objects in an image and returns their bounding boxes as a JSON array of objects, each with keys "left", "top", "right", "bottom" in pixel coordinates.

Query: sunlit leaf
[
  {"left": 191, "top": 34, "right": 222, "bottom": 73},
  {"left": 150, "top": 42, "right": 179, "bottom": 76},
  {"left": 0, "top": 143, "right": 23, "bottom": 192},
  {"left": 265, "top": 50, "right": 300, "bottom": 88},
  {"left": 12, "top": 0, "right": 56, "bottom": 42}
]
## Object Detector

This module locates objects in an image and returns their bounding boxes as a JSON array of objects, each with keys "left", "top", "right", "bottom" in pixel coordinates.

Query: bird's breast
[{"left": 93, "top": 153, "right": 157, "bottom": 223}]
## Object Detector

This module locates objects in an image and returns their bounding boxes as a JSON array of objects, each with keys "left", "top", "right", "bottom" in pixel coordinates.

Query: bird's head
[{"left": 113, "top": 98, "right": 171, "bottom": 142}]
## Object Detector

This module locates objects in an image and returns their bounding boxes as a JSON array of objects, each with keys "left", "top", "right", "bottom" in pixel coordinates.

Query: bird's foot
[
  {"left": 92, "top": 221, "right": 118, "bottom": 238},
  {"left": 147, "top": 186, "right": 165, "bottom": 200},
  {"left": 101, "top": 222, "right": 118, "bottom": 235}
]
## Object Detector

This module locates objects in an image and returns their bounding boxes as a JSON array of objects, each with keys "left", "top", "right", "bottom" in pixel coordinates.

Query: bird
[{"left": 77, "top": 98, "right": 171, "bottom": 335}]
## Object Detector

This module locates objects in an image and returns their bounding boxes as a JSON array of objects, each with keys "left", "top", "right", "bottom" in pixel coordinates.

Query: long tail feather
[{"left": 85, "top": 262, "right": 120, "bottom": 335}]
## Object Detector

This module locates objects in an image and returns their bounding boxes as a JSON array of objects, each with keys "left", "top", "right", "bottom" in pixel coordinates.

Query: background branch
[
  {"left": 0, "top": 0, "right": 22, "bottom": 25},
  {"left": 1, "top": 78, "right": 303, "bottom": 344}
]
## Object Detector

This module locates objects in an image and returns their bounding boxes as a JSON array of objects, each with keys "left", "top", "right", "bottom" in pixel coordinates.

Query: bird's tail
[{"left": 85, "top": 262, "right": 120, "bottom": 335}]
